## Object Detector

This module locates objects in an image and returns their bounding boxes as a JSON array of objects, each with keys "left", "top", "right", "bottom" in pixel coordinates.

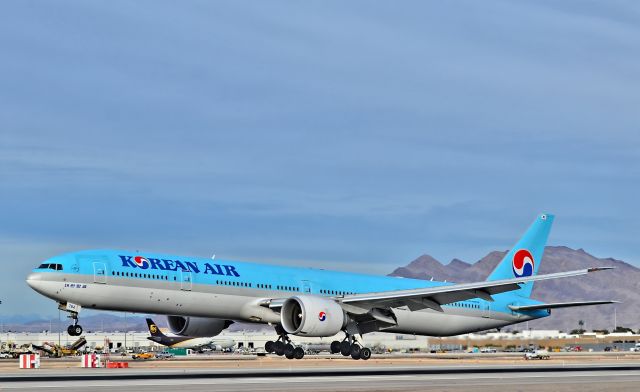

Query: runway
[{"left": 3, "top": 364, "right": 640, "bottom": 391}]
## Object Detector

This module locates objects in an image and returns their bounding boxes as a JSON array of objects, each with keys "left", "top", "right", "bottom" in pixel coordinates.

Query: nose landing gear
[
  {"left": 67, "top": 324, "right": 83, "bottom": 336},
  {"left": 58, "top": 302, "right": 83, "bottom": 336}
]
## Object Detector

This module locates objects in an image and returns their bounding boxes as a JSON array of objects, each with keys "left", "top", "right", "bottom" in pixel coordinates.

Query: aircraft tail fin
[
  {"left": 486, "top": 213, "right": 554, "bottom": 298},
  {"left": 146, "top": 318, "right": 166, "bottom": 338}
]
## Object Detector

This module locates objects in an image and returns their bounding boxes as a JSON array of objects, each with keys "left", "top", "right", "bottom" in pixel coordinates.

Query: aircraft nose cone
[
  {"left": 26, "top": 272, "right": 61, "bottom": 301},
  {"left": 26, "top": 272, "right": 46, "bottom": 293},
  {"left": 26, "top": 272, "right": 39, "bottom": 287}
]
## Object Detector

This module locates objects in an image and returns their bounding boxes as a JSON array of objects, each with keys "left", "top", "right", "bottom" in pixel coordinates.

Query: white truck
[{"left": 525, "top": 349, "right": 550, "bottom": 360}]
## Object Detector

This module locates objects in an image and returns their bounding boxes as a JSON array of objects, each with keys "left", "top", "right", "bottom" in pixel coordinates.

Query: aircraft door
[
  {"left": 482, "top": 302, "right": 492, "bottom": 318},
  {"left": 93, "top": 262, "right": 108, "bottom": 284},
  {"left": 301, "top": 280, "right": 312, "bottom": 294},
  {"left": 180, "top": 270, "right": 192, "bottom": 291}
]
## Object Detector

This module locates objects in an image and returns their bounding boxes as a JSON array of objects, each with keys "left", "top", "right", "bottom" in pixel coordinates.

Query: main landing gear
[
  {"left": 59, "top": 303, "right": 83, "bottom": 336},
  {"left": 330, "top": 334, "right": 371, "bottom": 360},
  {"left": 265, "top": 325, "right": 305, "bottom": 360}
]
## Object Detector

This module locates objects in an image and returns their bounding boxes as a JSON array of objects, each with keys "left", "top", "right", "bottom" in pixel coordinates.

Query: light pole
[{"left": 124, "top": 312, "right": 127, "bottom": 352}]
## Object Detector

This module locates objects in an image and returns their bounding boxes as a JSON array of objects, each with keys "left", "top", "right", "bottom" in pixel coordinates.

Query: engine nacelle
[
  {"left": 166, "top": 316, "right": 232, "bottom": 337},
  {"left": 281, "top": 295, "right": 346, "bottom": 337}
]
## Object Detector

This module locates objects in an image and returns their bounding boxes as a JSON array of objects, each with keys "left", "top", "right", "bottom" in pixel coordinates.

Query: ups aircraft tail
[
  {"left": 146, "top": 318, "right": 167, "bottom": 338},
  {"left": 486, "top": 213, "right": 554, "bottom": 298}
]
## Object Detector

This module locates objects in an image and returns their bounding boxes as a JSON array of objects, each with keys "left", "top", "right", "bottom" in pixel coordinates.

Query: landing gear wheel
[
  {"left": 340, "top": 341, "right": 351, "bottom": 356},
  {"left": 274, "top": 341, "right": 285, "bottom": 356},
  {"left": 265, "top": 341, "right": 275, "bottom": 353},
  {"left": 73, "top": 325, "right": 83, "bottom": 336},
  {"left": 350, "top": 344, "right": 361, "bottom": 360},
  {"left": 359, "top": 347, "right": 372, "bottom": 360},
  {"left": 330, "top": 340, "right": 341, "bottom": 354},
  {"left": 284, "top": 343, "right": 295, "bottom": 358},
  {"left": 293, "top": 347, "right": 305, "bottom": 359},
  {"left": 67, "top": 325, "right": 76, "bottom": 336}
]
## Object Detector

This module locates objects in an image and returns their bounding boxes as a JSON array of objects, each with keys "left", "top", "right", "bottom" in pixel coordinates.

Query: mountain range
[{"left": 390, "top": 246, "right": 636, "bottom": 332}]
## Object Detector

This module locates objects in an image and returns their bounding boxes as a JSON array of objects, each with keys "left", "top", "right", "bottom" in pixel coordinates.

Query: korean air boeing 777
[{"left": 27, "top": 214, "right": 615, "bottom": 360}]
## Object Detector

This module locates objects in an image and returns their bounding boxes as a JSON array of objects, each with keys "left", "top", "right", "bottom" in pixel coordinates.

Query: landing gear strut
[
  {"left": 265, "top": 325, "right": 305, "bottom": 360},
  {"left": 59, "top": 302, "right": 83, "bottom": 336},
  {"left": 331, "top": 332, "right": 371, "bottom": 360}
]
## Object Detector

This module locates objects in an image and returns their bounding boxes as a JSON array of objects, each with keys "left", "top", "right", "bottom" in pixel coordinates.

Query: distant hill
[
  {"left": 390, "top": 246, "right": 637, "bottom": 331},
  {"left": 2, "top": 313, "right": 151, "bottom": 333},
  {"left": 2, "top": 313, "right": 270, "bottom": 334}
]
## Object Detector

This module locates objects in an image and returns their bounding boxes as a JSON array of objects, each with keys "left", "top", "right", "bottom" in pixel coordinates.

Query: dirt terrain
[{"left": 2, "top": 352, "right": 639, "bottom": 372}]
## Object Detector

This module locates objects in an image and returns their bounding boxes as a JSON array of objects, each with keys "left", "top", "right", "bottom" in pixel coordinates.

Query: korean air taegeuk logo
[
  {"left": 133, "top": 256, "right": 150, "bottom": 268},
  {"left": 512, "top": 249, "right": 535, "bottom": 278}
]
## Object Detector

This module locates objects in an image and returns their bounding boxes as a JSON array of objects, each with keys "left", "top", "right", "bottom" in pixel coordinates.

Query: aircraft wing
[
  {"left": 337, "top": 267, "right": 613, "bottom": 313},
  {"left": 508, "top": 300, "right": 619, "bottom": 312}
]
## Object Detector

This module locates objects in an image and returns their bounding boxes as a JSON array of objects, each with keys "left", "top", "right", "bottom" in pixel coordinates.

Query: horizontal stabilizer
[{"left": 508, "top": 300, "right": 618, "bottom": 311}]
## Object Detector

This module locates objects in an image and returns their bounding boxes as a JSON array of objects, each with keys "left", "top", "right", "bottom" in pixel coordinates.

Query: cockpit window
[{"left": 37, "top": 263, "right": 63, "bottom": 271}]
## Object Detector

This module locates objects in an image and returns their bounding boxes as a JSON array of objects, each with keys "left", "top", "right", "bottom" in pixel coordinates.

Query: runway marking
[{"left": 4, "top": 372, "right": 640, "bottom": 389}]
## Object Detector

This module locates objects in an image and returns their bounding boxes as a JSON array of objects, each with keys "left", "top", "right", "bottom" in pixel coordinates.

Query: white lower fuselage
[{"left": 27, "top": 272, "right": 531, "bottom": 337}]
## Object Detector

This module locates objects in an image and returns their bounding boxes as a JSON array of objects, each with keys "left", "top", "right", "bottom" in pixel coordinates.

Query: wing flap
[{"left": 509, "top": 300, "right": 618, "bottom": 311}]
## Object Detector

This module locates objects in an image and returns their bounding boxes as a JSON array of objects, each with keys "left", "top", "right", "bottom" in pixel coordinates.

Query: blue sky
[{"left": 1, "top": 1, "right": 638, "bottom": 316}]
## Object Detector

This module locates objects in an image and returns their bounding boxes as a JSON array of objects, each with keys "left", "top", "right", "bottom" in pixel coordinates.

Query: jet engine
[
  {"left": 166, "top": 316, "right": 232, "bottom": 337},
  {"left": 281, "top": 295, "right": 346, "bottom": 337}
]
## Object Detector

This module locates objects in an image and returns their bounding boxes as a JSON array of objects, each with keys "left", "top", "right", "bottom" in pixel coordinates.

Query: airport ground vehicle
[
  {"left": 0, "top": 352, "right": 11, "bottom": 359},
  {"left": 525, "top": 349, "right": 550, "bottom": 360},
  {"left": 155, "top": 352, "right": 175, "bottom": 359},
  {"left": 131, "top": 352, "right": 155, "bottom": 360},
  {"left": 27, "top": 214, "right": 617, "bottom": 361},
  {"left": 31, "top": 337, "right": 86, "bottom": 357}
]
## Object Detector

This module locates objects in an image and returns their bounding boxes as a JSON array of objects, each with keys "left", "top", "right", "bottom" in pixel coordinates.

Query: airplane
[
  {"left": 145, "top": 318, "right": 235, "bottom": 351},
  {"left": 27, "top": 213, "right": 616, "bottom": 360}
]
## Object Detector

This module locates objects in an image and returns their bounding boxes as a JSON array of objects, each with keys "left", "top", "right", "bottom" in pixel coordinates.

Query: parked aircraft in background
[
  {"left": 145, "top": 318, "right": 235, "bottom": 351},
  {"left": 27, "top": 213, "right": 616, "bottom": 360}
]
